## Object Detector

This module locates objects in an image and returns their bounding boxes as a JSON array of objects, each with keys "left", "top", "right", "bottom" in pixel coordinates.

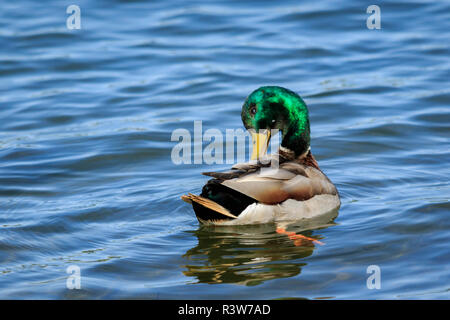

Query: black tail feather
[{"left": 192, "top": 179, "right": 257, "bottom": 223}]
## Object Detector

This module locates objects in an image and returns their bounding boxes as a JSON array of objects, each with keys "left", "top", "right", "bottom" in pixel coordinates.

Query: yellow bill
[{"left": 251, "top": 129, "right": 271, "bottom": 160}]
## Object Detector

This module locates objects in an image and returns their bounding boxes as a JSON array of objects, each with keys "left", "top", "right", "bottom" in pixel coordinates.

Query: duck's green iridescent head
[{"left": 241, "top": 86, "right": 310, "bottom": 157}]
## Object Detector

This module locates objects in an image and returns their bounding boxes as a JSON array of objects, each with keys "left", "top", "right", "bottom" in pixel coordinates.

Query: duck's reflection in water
[{"left": 182, "top": 217, "right": 337, "bottom": 286}]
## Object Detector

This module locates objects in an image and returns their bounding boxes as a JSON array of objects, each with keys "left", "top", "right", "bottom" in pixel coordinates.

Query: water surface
[{"left": 0, "top": 0, "right": 449, "bottom": 299}]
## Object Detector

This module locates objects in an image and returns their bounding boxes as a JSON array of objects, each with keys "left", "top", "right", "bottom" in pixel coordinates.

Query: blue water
[{"left": 1, "top": 0, "right": 449, "bottom": 299}]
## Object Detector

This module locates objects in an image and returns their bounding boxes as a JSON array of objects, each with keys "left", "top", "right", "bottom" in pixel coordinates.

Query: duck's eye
[{"left": 249, "top": 104, "right": 257, "bottom": 115}]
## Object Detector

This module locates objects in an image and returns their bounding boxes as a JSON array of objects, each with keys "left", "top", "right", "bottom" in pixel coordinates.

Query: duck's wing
[
  {"left": 202, "top": 161, "right": 260, "bottom": 180},
  {"left": 203, "top": 161, "right": 337, "bottom": 205},
  {"left": 181, "top": 193, "right": 238, "bottom": 219}
]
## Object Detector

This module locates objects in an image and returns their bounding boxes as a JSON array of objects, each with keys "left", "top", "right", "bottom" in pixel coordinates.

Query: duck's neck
[
  {"left": 280, "top": 120, "right": 310, "bottom": 157},
  {"left": 278, "top": 145, "right": 320, "bottom": 170},
  {"left": 279, "top": 145, "right": 310, "bottom": 160}
]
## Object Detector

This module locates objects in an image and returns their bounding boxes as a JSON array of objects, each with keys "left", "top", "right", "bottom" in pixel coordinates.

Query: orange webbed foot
[{"left": 276, "top": 227, "right": 324, "bottom": 246}]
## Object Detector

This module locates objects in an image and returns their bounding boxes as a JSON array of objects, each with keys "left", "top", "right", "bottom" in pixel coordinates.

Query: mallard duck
[{"left": 181, "top": 86, "right": 340, "bottom": 225}]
